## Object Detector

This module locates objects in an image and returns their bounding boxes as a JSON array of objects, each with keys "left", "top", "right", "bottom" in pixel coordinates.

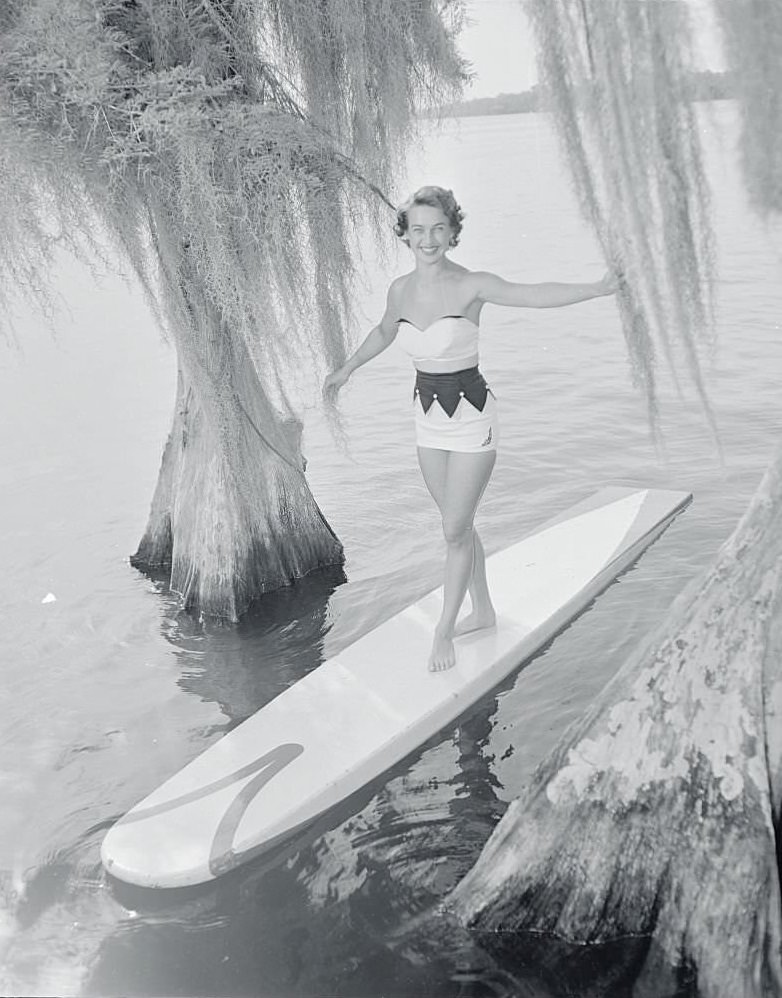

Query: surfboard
[{"left": 101, "top": 485, "right": 691, "bottom": 888}]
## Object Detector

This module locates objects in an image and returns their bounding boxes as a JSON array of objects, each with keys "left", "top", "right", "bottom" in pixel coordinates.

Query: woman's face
[{"left": 405, "top": 204, "right": 453, "bottom": 265}]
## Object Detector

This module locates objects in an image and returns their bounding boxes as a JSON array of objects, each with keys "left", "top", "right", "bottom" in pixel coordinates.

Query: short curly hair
[{"left": 394, "top": 186, "right": 465, "bottom": 247}]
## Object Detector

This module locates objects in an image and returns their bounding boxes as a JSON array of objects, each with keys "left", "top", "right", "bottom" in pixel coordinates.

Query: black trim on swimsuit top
[
  {"left": 397, "top": 314, "right": 467, "bottom": 330},
  {"left": 414, "top": 366, "right": 491, "bottom": 418}
]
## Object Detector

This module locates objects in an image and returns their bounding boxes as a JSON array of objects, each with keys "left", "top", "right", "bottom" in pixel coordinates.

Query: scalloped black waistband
[{"left": 414, "top": 366, "right": 490, "bottom": 417}]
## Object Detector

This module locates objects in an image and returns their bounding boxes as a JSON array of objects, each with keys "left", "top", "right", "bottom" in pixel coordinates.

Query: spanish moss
[
  {"left": 714, "top": 0, "right": 782, "bottom": 217},
  {"left": 526, "top": 0, "right": 717, "bottom": 445},
  {"left": 0, "top": 0, "right": 467, "bottom": 617}
]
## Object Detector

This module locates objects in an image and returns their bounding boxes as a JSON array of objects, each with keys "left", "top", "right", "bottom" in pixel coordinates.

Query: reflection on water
[{"left": 166, "top": 565, "right": 348, "bottom": 725}]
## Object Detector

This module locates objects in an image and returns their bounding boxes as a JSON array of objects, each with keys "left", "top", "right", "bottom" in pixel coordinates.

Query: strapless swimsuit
[{"left": 396, "top": 315, "right": 498, "bottom": 453}]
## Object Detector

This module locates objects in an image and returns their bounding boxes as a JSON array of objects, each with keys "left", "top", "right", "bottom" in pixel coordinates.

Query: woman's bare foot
[
  {"left": 429, "top": 627, "right": 456, "bottom": 672},
  {"left": 454, "top": 606, "right": 496, "bottom": 637}
]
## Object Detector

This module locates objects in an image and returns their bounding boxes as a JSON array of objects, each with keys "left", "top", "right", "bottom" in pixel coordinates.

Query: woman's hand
[
  {"left": 322, "top": 365, "right": 351, "bottom": 400},
  {"left": 596, "top": 270, "right": 621, "bottom": 296}
]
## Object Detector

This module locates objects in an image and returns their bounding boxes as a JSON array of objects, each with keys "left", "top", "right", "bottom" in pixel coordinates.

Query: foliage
[
  {"left": 0, "top": 0, "right": 467, "bottom": 615},
  {"left": 714, "top": 0, "right": 782, "bottom": 217},
  {"left": 526, "top": 0, "right": 717, "bottom": 441},
  {"left": 0, "top": 0, "right": 467, "bottom": 408}
]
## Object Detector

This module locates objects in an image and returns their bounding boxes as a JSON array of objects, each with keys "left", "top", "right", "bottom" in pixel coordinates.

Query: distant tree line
[{"left": 440, "top": 71, "right": 736, "bottom": 118}]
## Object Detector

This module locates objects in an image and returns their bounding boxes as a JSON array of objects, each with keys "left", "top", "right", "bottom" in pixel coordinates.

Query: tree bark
[
  {"left": 131, "top": 323, "right": 343, "bottom": 621},
  {"left": 442, "top": 441, "right": 782, "bottom": 997}
]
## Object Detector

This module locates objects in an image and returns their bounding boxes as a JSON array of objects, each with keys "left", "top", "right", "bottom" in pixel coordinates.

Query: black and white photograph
[{"left": 1, "top": 1, "right": 781, "bottom": 996}]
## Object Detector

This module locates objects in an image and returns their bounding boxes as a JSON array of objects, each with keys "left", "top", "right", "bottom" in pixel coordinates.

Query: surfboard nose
[
  {"left": 102, "top": 741, "right": 306, "bottom": 888},
  {"left": 101, "top": 819, "right": 213, "bottom": 888}
]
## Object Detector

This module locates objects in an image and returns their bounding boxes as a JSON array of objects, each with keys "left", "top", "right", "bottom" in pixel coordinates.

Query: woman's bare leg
[
  {"left": 417, "top": 446, "right": 449, "bottom": 512},
  {"left": 428, "top": 449, "right": 496, "bottom": 671},
  {"left": 453, "top": 530, "right": 496, "bottom": 636},
  {"left": 417, "top": 448, "right": 495, "bottom": 631}
]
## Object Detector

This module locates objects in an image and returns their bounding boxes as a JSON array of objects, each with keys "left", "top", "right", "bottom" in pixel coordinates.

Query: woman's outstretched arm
[
  {"left": 323, "top": 280, "right": 401, "bottom": 397},
  {"left": 471, "top": 270, "right": 618, "bottom": 309}
]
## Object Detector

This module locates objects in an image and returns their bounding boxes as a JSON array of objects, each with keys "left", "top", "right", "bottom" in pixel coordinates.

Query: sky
[{"left": 458, "top": 0, "right": 726, "bottom": 100}]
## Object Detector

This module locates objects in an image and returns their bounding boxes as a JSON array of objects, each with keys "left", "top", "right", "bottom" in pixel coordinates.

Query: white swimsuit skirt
[{"left": 413, "top": 368, "right": 499, "bottom": 453}]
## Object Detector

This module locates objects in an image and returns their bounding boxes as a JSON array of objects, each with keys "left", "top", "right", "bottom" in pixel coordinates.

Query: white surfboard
[{"left": 102, "top": 486, "right": 690, "bottom": 888}]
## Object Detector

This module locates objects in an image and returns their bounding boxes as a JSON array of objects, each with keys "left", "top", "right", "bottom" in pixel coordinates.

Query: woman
[{"left": 323, "top": 186, "right": 617, "bottom": 673}]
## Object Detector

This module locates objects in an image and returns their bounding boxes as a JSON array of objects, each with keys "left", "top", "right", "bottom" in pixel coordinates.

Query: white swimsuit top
[{"left": 396, "top": 315, "right": 479, "bottom": 370}]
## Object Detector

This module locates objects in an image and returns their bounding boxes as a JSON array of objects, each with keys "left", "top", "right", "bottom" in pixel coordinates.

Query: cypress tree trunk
[
  {"left": 131, "top": 273, "right": 342, "bottom": 620},
  {"left": 443, "top": 442, "right": 782, "bottom": 996}
]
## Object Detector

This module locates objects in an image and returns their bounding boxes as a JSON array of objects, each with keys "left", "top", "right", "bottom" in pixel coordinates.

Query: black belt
[{"left": 414, "top": 366, "right": 490, "bottom": 417}]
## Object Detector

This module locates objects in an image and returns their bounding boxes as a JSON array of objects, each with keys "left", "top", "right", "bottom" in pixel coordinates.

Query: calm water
[{"left": 1, "top": 105, "right": 781, "bottom": 997}]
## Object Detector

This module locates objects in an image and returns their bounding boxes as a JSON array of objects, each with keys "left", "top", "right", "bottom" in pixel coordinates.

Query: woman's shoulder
[
  {"left": 449, "top": 265, "right": 486, "bottom": 296},
  {"left": 448, "top": 263, "right": 488, "bottom": 284},
  {"left": 390, "top": 271, "right": 413, "bottom": 292},
  {"left": 387, "top": 272, "right": 412, "bottom": 310}
]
